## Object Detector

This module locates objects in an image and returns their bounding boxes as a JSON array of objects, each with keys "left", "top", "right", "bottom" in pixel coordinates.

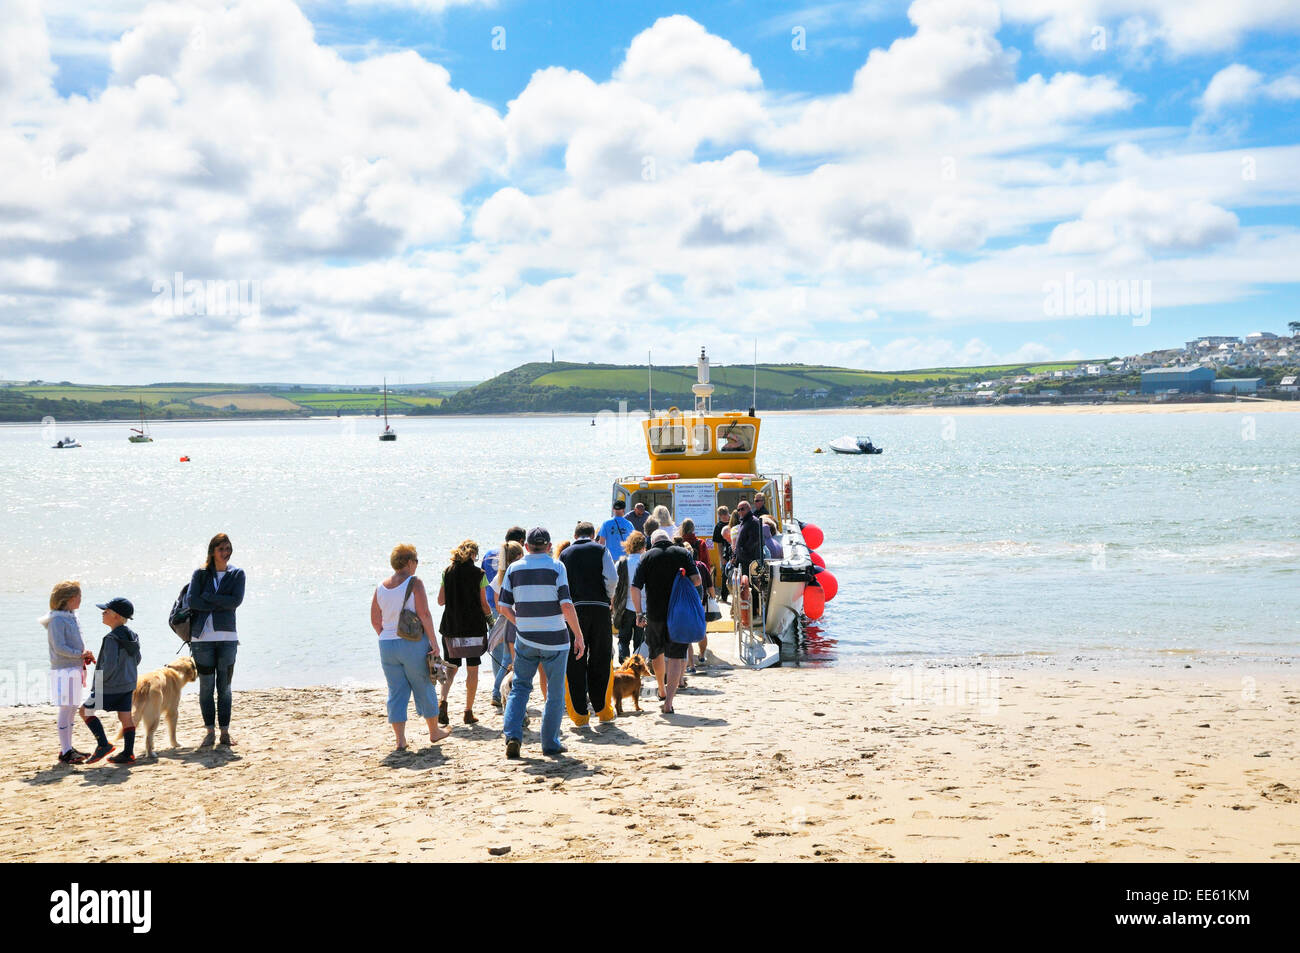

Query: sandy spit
[{"left": 2, "top": 665, "right": 1295, "bottom": 862}]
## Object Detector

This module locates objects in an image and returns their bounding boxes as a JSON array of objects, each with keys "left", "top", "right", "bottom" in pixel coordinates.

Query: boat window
[
  {"left": 717, "top": 423, "right": 755, "bottom": 453},
  {"left": 689, "top": 424, "right": 711, "bottom": 455},
  {"left": 648, "top": 425, "right": 687, "bottom": 454},
  {"left": 717, "top": 485, "right": 779, "bottom": 522},
  {"left": 628, "top": 490, "right": 674, "bottom": 514}
]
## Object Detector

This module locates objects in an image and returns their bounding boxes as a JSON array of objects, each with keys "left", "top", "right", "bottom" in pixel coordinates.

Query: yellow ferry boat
[{"left": 611, "top": 349, "right": 816, "bottom": 668}]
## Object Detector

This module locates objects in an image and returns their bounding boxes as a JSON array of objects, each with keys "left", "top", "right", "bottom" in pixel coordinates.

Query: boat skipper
[{"left": 559, "top": 523, "right": 618, "bottom": 725}]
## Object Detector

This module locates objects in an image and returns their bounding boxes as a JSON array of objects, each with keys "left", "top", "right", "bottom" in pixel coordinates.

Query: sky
[{"left": 2, "top": 0, "right": 1299, "bottom": 384}]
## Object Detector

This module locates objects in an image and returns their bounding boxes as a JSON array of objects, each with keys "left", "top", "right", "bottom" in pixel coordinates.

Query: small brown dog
[
  {"left": 120, "top": 656, "right": 198, "bottom": 757},
  {"left": 612, "top": 655, "right": 653, "bottom": 714}
]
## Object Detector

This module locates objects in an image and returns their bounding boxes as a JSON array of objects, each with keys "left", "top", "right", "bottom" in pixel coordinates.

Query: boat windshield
[
  {"left": 718, "top": 423, "right": 754, "bottom": 452},
  {"left": 648, "top": 423, "right": 711, "bottom": 455}
]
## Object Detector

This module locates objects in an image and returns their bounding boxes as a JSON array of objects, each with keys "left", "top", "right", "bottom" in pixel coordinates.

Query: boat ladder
[{"left": 733, "top": 565, "right": 780, "bottom": 670}]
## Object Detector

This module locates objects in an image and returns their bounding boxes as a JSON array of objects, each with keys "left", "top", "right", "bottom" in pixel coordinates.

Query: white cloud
[
  {"left": 1048, "top": 180, "right": 1239, "bottom": 259},
  {"left": 1200, "top": 63, "right": 1300, "bottom": 119},
  {"left": 4, "top": 1, "right": 1299, "bottom": 383},
  {"left": 0, "top": 0, "right": 55, "bottom": 119},
  {"left": 1001, "top": 0, "right": 1300, "bottom": 58}
]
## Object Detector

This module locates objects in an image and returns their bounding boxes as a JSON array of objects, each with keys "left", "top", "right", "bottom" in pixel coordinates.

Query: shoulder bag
[{"left": 397, "top": 576, "right": 426, "bottom": 642}]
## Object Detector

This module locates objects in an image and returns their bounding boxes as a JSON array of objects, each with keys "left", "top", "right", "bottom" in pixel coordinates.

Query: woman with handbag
[
  {"left": 437, "top": 539, "right": 492, "bottom": 726},
  {"left": 370, "top": 543, "right": 451, "bottom": 751}
]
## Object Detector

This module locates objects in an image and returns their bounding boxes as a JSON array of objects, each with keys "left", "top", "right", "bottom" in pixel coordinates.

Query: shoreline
[
  {"left": 3, "top": 664, "right": 1294, "bottom": 862},
  {"left": 3, "top": 399, "right": 1297, "bottom": 427}
]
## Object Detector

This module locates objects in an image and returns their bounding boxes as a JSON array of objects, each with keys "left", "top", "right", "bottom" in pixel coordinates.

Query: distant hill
[
  {"left": 0, "top": 381, "right": 461, "bottom": 422},
  {"left": 434, "top": 360, "right": 1088, "bottom": 414}
]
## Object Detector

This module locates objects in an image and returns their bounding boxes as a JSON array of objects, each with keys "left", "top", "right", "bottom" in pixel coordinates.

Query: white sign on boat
[{"left": 673, "top": 482, "right": 716, "bottom": 534}]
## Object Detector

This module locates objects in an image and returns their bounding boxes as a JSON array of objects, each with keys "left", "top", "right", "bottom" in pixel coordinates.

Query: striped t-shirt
[{"left": 499, "top": 552, "right": 572, "bottom": 652}]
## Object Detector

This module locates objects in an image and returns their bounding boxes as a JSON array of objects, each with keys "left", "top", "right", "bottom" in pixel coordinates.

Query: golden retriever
[{"left": 119, "top": 656, "right": 198, "bottom": 757}]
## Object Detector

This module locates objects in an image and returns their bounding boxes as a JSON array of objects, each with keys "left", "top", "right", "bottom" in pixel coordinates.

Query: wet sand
[{"left": 2, "top": 663, "right": 1295, "bottom": 862}]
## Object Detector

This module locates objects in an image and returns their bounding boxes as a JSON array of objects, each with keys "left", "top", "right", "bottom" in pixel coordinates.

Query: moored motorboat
[{"left": 830, "top": 435, "right": 882, "bottom": 454}]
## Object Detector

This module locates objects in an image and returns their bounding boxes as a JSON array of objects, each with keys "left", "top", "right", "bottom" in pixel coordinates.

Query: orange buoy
[
  {"left": 801, "top": 522, "right": 824, "bottom": 549},
  {"left": 816, "top": 568, "right": 838, "bottom": 602},
  {"left": 810, "top": 550, "right": 826, "bottom": 569},
  {"left": 179, "top": 456, "right": 190, "bottom": 462}
]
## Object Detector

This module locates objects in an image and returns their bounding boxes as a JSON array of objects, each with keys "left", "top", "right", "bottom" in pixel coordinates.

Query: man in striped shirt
[{"left": 497, "top": 526, "right": 587, "bottom": 758}]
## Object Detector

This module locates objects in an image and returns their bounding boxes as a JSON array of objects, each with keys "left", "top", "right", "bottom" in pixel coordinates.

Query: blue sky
[{"left": 4, "top": 0, "right": 1299, "bottom": 382}]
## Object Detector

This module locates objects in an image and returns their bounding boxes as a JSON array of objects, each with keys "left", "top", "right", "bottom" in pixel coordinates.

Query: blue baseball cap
[{"left": 96, "top": 597, "right": 134, "bottom": 619}]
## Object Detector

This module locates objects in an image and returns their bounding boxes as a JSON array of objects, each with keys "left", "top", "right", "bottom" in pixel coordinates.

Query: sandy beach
[{"left": 2, "top": 661, "right": 1295, "bottom": 862}]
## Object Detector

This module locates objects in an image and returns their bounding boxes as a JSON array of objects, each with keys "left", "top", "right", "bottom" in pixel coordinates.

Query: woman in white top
[
  {"left": 652, "top": 504, "right": 676, "bottom": 541},
  {"left": 369, "top": 543, "right": 451, "bottom": 751}
]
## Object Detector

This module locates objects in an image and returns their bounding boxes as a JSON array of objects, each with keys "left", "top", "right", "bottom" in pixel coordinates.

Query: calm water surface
[{"left": 2, "top": 411, "right": 1297, "bottom": 694}]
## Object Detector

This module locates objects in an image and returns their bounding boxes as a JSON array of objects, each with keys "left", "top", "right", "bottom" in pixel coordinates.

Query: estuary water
[{"left": 2, "top": 410, "right": 1297, "bottom": 696}]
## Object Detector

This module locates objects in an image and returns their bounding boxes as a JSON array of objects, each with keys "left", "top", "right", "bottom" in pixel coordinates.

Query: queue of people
[
  {"left": 378, "top": 503, "right": 721, "bottom": 759},
  {"left": 41, "top": 511, "right": 723, "bottom": 767}
]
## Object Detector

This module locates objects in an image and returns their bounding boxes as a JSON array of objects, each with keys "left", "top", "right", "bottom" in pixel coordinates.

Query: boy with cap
[{"left": 80, "top": 597, "right": 142, "bottom": 765}]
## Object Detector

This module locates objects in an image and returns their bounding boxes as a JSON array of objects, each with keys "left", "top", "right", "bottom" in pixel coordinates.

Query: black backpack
[{"left": 168, "top": 583, "right": 193, "bottom": 642}]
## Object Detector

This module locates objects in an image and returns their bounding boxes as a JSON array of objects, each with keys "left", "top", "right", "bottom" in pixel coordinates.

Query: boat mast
[
  {"left": 383, "top": 377, "right": 389, "bottom": 427},
  {"left": 647, "top": 350, "right": 653, "bottom": 419},
  {"left": 750, "top": 340, "right": 757, "bottom": 416}
]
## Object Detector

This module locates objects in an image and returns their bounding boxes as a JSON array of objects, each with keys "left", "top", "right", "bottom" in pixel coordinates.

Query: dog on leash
[
  {"left": 118, "top": 656, "right": 198, "bottom": 757},
  {"left": 612, "top": 655, "right": 653, "bottom": 714}
]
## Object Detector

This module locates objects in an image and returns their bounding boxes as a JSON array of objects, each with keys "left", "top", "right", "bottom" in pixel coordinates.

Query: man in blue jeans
[{"left": 496, "top": 527, "right": 586, "bottom": 758}]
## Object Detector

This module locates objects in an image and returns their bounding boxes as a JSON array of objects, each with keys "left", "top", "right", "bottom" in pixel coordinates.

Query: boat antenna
[
  {"left": 750, "top": 340, "right": 757, "bottom": 416},
  {"left": 647, "top": 350, "right": 653, "bottom": 419}
]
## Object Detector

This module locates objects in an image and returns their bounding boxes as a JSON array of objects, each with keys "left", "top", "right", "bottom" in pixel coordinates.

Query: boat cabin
[{"left": 610, "top": 349, "right": 794, "bottom": 534}]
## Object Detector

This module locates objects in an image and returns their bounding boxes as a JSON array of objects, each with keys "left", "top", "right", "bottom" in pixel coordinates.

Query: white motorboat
[{"left": 829, "top": 435, "right": 882, "bottom": 454}]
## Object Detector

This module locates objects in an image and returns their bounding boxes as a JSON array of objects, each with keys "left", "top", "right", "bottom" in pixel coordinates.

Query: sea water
[{"left": 1, "top": 411, "right": 1297, "bottom": 695}]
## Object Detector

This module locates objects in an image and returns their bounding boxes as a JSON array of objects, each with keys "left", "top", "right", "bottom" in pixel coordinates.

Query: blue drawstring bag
[{"left": 667, "top": 568, "right": 707, "bottom": 644}]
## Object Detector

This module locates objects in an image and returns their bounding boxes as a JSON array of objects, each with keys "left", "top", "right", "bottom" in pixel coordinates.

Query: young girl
[{"left": 41, "top": 580, "right": 95, "bottom": 765}]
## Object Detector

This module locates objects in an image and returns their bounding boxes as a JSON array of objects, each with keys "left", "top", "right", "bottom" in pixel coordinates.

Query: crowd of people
[
  {"left": 42, "top": 502, "right": 768, "bottom": 765},
  {"left": 373, "top": 498, "right": 737, "bottom": 759}
]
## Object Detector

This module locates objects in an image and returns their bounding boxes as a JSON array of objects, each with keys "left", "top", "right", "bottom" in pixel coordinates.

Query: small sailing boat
[
  {"left": 379, "top": 378, "right": 396, "bottom": 441},
  {"left": 128, "top": 399, "right": 154, "bottom": 443}
]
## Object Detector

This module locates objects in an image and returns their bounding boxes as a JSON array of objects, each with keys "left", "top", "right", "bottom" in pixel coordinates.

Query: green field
[
  {"left": 280, "top": 391, "right": 443, "bottom": 410},
  {"left": 0, "top": 383, "right": 443, "bottom": 421},
  {"left": 20, "top": 384, "right": 237, "bottom": 404}
]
